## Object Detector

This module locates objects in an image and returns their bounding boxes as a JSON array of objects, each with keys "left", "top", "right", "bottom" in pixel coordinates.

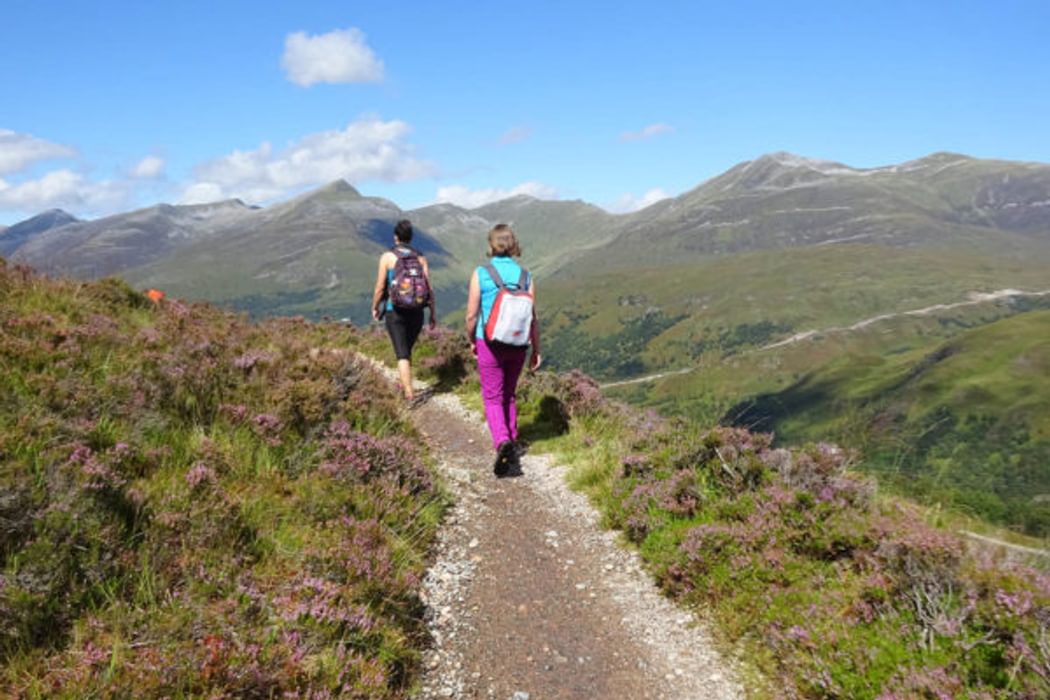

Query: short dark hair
[{"left": 394, "top": 219, "right": 413, "bottom": 244}]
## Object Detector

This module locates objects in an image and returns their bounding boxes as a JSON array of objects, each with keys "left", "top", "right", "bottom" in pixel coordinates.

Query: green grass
[
  {"left": 534, "top": 242, "right": 1050, "bottom": 537},
  {"left": 542, "top": 242, "right": 1050, "bottom": 378},
  {"left": 489, "top": 367, "right": 1050, "bottom": 698},
  {"left": 715, "top": 311, "right": 1050, "bottom": 536},
  {"left": 0, "top": 262, "right": 448, "bottom": 698}
]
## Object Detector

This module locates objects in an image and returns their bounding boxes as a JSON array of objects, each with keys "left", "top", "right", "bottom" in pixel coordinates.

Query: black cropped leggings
[{"left": 384, "top": 307, "right": 424, "bottom": 360}]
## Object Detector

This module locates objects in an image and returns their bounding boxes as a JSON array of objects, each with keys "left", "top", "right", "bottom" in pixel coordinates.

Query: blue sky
[{"left": 2, "top": 0, "right": 1050, "bottom": 225}]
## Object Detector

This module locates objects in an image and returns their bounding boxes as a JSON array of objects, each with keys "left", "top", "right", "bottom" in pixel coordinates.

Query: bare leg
[{"left": 397, "top": 359, "right": 414, "bottom": 400}]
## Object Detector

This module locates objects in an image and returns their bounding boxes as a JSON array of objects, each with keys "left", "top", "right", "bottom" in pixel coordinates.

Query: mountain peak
[
  {"left": 0, "top": 208, "right": 81, "bottom": 255},
  {"left": 276, "top": 180, "right": 365, "bottom": 211},
  {"left": 319, "top": 179, "right": 362, "bottom": 197},
  {"left": 911, "top": 152, "right": 974, "bottom": 167},
  {"left": 29, "top": 208, "right": 79, "bottom": 225},
  {"left": 5, "top": 208, "right": 79, "bottom": 232},
  {"left": 715, "top": 152, "right": 858, "bottom": 192},
  {"left": 41, "top": 207, "right": 76, "bottom": 218},
  {"left": 474, "top": 194, "right": 539, "bottom": 212},
  {"left": 753, "top": 152, "right": 856, "bottom": 175}
]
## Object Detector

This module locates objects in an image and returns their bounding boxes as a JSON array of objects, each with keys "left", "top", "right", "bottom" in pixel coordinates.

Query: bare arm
[
  {"left": 465, "top": 269, "right": 480, "bottom": 342},
  {"left": 371, "top": 253, "right": 392, "bottom": 320},
  {"left": 528, "top": 277, "right": 542, "bottom": 370},
  {"left": 421, "top": 255, "right": 436, "bottom": 327}
]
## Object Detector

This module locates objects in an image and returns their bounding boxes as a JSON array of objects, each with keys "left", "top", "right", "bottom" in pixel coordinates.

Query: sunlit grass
[
  {"left": 1, "top": 263, "right": 446, "bottom": 698},
  {"left": 488, "top": 362, "right": 1050, "bottom": 698}
]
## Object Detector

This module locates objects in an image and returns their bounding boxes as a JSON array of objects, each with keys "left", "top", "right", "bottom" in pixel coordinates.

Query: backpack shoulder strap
[
  {"left": 483, "top": 263, "right": 506, "bottom": 289},
  {"left": 516, "top": 267, "right": 529, "bottom": 291}
]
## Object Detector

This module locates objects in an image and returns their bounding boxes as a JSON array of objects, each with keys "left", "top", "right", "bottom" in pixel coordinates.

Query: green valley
[{"left": 721, "top": 310, "right": 1050, "bottom": 535}]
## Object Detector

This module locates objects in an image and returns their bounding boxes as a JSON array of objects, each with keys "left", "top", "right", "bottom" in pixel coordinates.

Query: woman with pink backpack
[{"left": 372, "top": 219, "right": 436, "bottom": 406}]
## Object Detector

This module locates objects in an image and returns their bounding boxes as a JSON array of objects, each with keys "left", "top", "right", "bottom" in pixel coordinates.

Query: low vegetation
[
  {"left": 557, "top": 252, "right": 1050, "bottom": 537},
  {"left": 5, "top": 254, "right": 1049, "bottom": 698},
  {"left": 544, "top": 380, "right": 1047, "bottom": 697},
  {"left": 724, "top": 310, "right": 1050, "bottom": 537},
  {"left": 410, "top": 332, "right": 1050, "bottom": 699},
  {"left": 0, "top": 260, "right": 446, "bottom": 698}
]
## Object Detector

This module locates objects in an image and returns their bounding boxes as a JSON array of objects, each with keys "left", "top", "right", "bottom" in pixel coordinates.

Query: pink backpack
[{"left": 390, "top": 247, "right": 431, "bottom": 309}]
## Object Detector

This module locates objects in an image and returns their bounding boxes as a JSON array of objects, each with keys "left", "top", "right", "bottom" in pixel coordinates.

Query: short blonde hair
[{"left": 487, "top": 224, "right": 522, "bottom": 257}]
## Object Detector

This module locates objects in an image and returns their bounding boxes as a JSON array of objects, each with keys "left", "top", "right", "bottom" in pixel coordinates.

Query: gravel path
[{"left": 363, "top": 360, "right": 745, "bottom": 699}]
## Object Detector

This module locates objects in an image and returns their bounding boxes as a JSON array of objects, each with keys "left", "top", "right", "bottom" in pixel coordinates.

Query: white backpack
[{"left": 482, "top": 263, "right": 533, "bottom": 347}]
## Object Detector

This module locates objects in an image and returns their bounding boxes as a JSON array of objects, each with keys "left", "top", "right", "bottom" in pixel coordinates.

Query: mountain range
[
  {"left": 4, "top": 151, "right": 1050, "bottom": 323},
  {"left": 1, "top": 180, "right": 620, "bottom": 320},
  {"left": 4, "top": 150, "right": 1050, "bottom": 533}
]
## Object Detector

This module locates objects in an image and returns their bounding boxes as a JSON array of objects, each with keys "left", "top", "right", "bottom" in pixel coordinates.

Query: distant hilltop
[{"left": 2, "top": 151, "right": 1049, "bottom": 322}]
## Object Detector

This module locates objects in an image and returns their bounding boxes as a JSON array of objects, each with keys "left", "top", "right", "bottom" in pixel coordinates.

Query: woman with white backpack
[{"left": 464, "top": 224, "right": 542, "bottom": 476}]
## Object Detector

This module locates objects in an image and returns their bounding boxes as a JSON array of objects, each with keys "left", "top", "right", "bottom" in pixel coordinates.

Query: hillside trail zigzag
[
  {"left": 959, "top": 530, "right": 1050, "bottom": 560},
  {"left": 356, "top": 353, "right": 744, "bottom": 700},
  {"left": 760, "top": 288, "right": 1050, "bottom": 351},
  {"left": 599, "top": 367, "right": 693, "bottom": 389},
  {"left": 599, "top": 289, "right": 1050, "bottom": 391}
]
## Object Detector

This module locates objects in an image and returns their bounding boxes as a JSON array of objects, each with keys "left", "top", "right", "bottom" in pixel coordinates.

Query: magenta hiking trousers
[{"left": 476, "top": 340, "right": 527, "bottom": 450}]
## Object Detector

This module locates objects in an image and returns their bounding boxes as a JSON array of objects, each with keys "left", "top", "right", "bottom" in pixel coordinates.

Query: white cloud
[
  {"left": 181, "top": 118, "right": 433, "bottom": 205},
  {"left": 607, "top": 188, "right": 672, "bottom": 213},
  {"left": 132, "top": 155, "right": 165, "bottom": 179},
  {"left": 0, "top": 169, "right": 82, "bottom": 207},
  {"left": 0, "top": 168, "right": 127, "bottom": 213},
  {"left": 282, "top": 28, "right": 384, "bottom": 87},
  {"left": 0, "top": 130, "right": 157, "bottom": 218},
  {"left": 0, "top": 129, "right": 77, "bottom": 175},
  {"left": 619, "top": 123, "right": 674, "bottom": 143},
  {"left": 498, "top": 126, "right": 533, "bottom": 145},
  {"left": 180, "top": 182, "right": 225, "bottom": 204},
  {"left": 433, "top": 181, "right": 558, "bottom": 209}
]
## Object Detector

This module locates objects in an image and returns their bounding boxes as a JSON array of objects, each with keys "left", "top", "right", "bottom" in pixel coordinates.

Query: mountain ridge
[
  {"left": 0, "top": 208, "right": 80, "bottom": 256},
  {"left": 4, "top": 151, "right": 1050, "bottom": 322}
]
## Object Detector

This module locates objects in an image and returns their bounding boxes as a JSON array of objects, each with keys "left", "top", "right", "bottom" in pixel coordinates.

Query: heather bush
[
  {"left": 1, "top": 264, "right": 444, "bottom": 698},
  {"left": 413, "top": 326, "right": 475, "bottom": 389},
  {"left": 496, "top": 355, "right": 1050, "bottom": 698}
]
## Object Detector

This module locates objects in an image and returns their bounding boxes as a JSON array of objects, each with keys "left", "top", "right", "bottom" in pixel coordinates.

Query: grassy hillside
[
  {"left": 0, "top": 259, "right": 445, "bottom": 697},
  {"left": 723, "top": 310, "right": 1050, "bottom": 535},
  {"left": 405, "top": 333, "right": 1050, "bottom": 698},
  {"left": 4, "top": 253, "right": 1049, "bottom": 698},
  {"left": 542, "top": 243, "right": 1050, "bottom": 380},
  {"left": 538, "top": 238, "right": 1050, "bottom": 536}
]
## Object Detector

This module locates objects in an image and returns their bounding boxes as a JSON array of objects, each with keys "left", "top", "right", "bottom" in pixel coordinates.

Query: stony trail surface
[{"left": 363, "top": 359, "right": 744, "bottom": 699}]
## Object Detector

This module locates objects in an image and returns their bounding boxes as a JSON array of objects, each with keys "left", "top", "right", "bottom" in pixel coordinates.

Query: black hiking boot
[
  {"left": 506, "top": 440, "right": 524, "bottom": 476},
  {"left": 494, "top": 440, "right": 515, "bottom": 477}
]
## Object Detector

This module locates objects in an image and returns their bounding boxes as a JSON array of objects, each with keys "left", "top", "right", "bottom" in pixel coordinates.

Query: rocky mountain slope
[
  {"left": 564, "top": 152, "right": 1050, "bottom": 272},
  {"left": 0, "top": 208, "right": 79, "bottom": 256},
  {"left": 6, "top": 152, "right": 1050, "bottom": 323},
  {"left": 5, "top": 182, "right": 619, "bottom": 321}
]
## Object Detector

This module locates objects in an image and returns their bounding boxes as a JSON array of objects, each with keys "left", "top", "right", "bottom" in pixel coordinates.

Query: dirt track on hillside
[{"left": 373, "top": 375, "right": 744, "bottom": 699}]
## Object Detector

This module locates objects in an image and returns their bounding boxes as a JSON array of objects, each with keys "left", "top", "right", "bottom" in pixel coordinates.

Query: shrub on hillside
[
  {"left": 509, "top": 360, "right": 1050, "bottom": 698},
  {"left": 0, "top": 263, "right": 443, "bottom": 698},
  {"left": 415, "top": 326, "right": 474, "bottom": 389}
]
